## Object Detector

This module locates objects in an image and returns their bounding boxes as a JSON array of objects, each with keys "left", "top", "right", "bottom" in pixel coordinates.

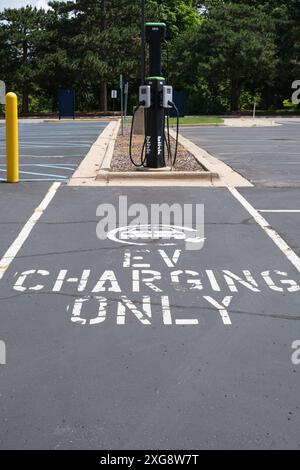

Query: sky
[{"left": 0, "top": 0, "right": 66, "bottom": 10}]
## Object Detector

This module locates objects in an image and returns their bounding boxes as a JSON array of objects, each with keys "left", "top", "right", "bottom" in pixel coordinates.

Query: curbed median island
[
  {"left": 96, "top": 123, "right": 220, "bottom": 186},
  {"left": 69, "top": 119, "right": 252, "bottom": 187},
  {"left": 111, "top": 125, "right": 204, "bottom": 172}
]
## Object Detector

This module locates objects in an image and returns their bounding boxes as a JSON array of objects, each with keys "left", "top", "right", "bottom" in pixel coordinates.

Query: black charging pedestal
[{"left": 144, "top": 23, "right": 167, "bottom": 168}]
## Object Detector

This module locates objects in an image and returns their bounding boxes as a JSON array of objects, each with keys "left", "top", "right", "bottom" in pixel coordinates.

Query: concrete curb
[
  {"left": 69, "top": 119, "right": 219, "bottom": 186},
  {"left": 68, "top": 120, "right": 120, "bottom": 185},
  {"left": 96, "top": 165, "right": 219, "bottom": 187},
  {"left": 223, "top": 117, "right": 280, "bottom": 127},
  {"left": 97, "top": 170, "right": 218, "bottom": 183},
  {"left": 69, "top": 119, "right": 253, "bottom": 187}
]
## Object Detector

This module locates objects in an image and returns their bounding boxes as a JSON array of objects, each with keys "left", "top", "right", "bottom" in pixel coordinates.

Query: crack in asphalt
[
  {"left": 0, "top": 218, "right": 255, "bottom": 226},
  {"left": 2, "top": 246, "right": 127, "bottom": 259},
  {"left": 0, "top": 291, "right": 299, "bottom": 321}
]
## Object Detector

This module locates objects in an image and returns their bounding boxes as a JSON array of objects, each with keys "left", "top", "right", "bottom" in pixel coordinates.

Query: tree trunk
[
  {"left": 22, "top": 39, "right": 29, "bottom": 115},
  {"left": 22, "top": 84, "right": 29, "bottom": 116},
  {"left": 99, "top": 0, "right": 108, "bottom": 113},
  {"left": 100, "top": 0, "right": 107, "bottom": 113},
  {"left": 52, "top": 93, "right": 57, "bottom": 113},
  {"left": 99, "top": 82, "right": 107, "bottom": 113},
  {"left": 230, "top": 78, "right": 242, "bottom": 113}
]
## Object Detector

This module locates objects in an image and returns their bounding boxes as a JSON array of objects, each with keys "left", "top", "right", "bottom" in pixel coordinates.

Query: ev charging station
[{"left": 130, "top": 22, "right": 179, "bottom": 169}]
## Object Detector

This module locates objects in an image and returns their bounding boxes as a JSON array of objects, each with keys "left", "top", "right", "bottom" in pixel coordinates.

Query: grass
[
  {"left": 168, "top": 116, "right": 224, "bottom": 125},
  {"left": 125, "top": 115, "right": 224, "bottom": 125}
]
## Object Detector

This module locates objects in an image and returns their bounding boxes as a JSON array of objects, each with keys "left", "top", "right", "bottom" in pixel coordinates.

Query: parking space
[
  {"left": 0, "top": 120, "right": 107, "bottom": 260},
  {"left": 180, "top": 120, "right": 300, "bottom": 262},
  {"left": 0, "top": 182, "right": 52, "bottom": 256},
  {"left": 180, "top": 121, "right": 300, "bottom": 187},
  {"left": 0, "top": 121, "right": 108, "bottom": 182},
  {"left": 240, "top": 187, "right": 300, "bottom": 256},
  {"left": 0, "top": 186, "right": 299, "bottom": 449}
]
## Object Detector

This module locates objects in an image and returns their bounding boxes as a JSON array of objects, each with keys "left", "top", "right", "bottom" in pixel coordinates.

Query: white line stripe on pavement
[
  {"left": 228, "top": 187, "right": 300, "bottom": 273},
  {"left": 0, "top": 182, "right": 61, "bottom": 280},
  {"left": 0, "top": 169, "right": 68, "bottom": 178},
  {"left": 0, "top": 155, "right": 83, "bottom": 158},
  {"left": 259, "top": 210, "right": 300, "bottom": 213},
  {"left": 0, "top": 178, "right": 63, "bottom": 182}
]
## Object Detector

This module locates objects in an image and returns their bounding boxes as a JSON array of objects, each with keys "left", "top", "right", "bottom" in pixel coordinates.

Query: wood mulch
[{"left": 110, "top": 125, "right": 205, "bottom": 172}]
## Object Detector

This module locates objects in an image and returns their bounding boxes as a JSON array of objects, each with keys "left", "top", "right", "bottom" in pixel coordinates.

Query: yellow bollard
[{"left": 6, "top": 92, "right": 19, "bottom": 183}]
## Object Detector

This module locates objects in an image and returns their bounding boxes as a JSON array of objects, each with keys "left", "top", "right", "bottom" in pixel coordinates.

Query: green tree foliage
[
  {"left": 198, "top": 0, "right": 300, "bottom": 110},
  {"left": 0, "top": 0, "right": 200, "bottom": 113},
  {"left": 0, "top": 6, "right": 49, "bottom": 114},
  {"left": 173, "top": 1, "right": 277, "bottom": 111},
  {"left": 44, "top": 0, "right": 142, "bottom": 112},
  {"left": 0, "top": 0, "right": 298, "bottom": 114},
  {"left": 147, "top": 0, "right": 200, "bottom": 38}
]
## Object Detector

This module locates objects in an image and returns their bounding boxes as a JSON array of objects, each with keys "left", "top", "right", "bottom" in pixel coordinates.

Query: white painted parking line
[
  {"left": 18, "top": 164, "right": 76, "bottom": 171},
  {"left": 0, "top": 169, "right": 68, "bottom": 179},
  {"left": 1, "top": 178, "right": 64, "bottom": 182},
  {"left": 0, "top": 155, "right": 83, "bottom": 158},
  {"left": 0, "top": 182, "right": 61, "bottom": 280},
  {"left": 229, "top": 187, "right": 300, "bottom": 273},
  {"left": 198, "top": 141, "right": 298, "bottom": 145},
  {"left": 17, "top": 145, "right": 90, "bottom": 148},
  {"left": 218, "top": 153, "right": 300, "bottom": 156},
  {"left": 259, "top": 210, "right": 300, "bottom": 213},
  {"left": 265, "top": 162, "right": 300, "bottom": 165},
  {"left": 0, "top": 164, "right": 76, "bottom": 169}
]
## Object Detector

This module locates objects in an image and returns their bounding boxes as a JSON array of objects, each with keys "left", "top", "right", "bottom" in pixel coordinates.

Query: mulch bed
[{"left": 110, "top": 125, "right": 205, "bottom": 172}]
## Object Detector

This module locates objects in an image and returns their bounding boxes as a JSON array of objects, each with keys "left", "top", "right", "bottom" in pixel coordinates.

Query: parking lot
[
  {"left": 0, "top": 119, "right": 299, "bottom": 449},
  {"left": 0, "top": 120, "right": 107, "bottom": 181},
  {"left": 181, "top": 120, "right": 300, "bottom": 187}
]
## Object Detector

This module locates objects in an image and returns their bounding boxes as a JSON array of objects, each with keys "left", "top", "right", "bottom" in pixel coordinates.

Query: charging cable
[
  {"left": 129, "top": 99, "right": 179, "bottom": 169},
  {"left": 129, "top": 103, "right": 147, "bottom": 167},
  {"left": 167, "top": 100, "right": 179, "bottom": 167}
]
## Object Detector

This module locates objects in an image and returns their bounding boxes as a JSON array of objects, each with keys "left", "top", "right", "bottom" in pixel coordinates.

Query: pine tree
[{"left": 0, "top": 6, "right": 49, "bottom": 115}]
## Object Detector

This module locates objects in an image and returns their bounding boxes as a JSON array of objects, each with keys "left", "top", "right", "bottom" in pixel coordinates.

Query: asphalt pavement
[
  {"left": 181, "top": 121, "right": 300, "bottom": 259},
  {"left": 180, "top": 121, "right": 300, "bottom": 187},
  {"left": 0, "top": 120, "right": 299, "bottom": 450},
  {"left": 0, "top": 120, "right": 107, "bottom": 181}
]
